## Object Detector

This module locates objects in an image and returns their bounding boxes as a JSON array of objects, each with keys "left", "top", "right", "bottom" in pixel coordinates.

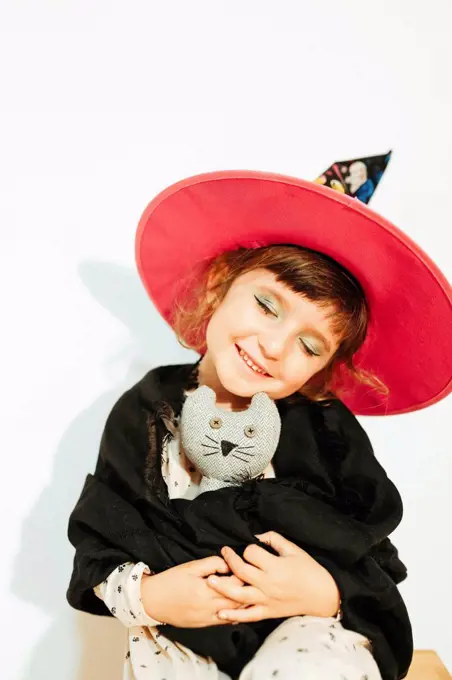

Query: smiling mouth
[{"left": 235, "top": 344, "right": 272, "bottom": 377}]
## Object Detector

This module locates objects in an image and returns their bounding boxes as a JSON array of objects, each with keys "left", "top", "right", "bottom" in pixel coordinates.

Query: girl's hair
[{"left": 171, "top": 244, "right": 389, "bottom": 404}]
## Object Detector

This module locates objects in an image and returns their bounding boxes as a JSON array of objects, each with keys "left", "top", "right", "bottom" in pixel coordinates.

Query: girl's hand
[
  {"left": 141, "top": 555, "right": 245, "bottom": 628},
  {"left": 207, "top": 531, "right": 341, "bottom": 624}
]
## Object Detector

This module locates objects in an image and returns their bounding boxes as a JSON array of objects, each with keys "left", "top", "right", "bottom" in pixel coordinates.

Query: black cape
[{"left": 66, "top": 360, "right": 413, "bottom": 680}]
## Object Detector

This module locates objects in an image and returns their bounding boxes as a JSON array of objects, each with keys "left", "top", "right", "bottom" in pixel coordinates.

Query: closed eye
[
  {"left": 254, "top": 295, "right": 320, "bottom": 357},
  {"left": 255, "top": 295, "right": 275, "bottom": 317}
]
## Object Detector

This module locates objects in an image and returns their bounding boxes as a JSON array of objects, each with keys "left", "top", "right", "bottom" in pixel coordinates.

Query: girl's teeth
[{"left": 239, "top": 349, "right": 266, "bottom": 374}]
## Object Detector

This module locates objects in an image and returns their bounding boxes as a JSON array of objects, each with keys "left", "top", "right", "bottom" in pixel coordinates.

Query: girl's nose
[{"left": 258, "top": 335, "right": 286, "bottom": 362}]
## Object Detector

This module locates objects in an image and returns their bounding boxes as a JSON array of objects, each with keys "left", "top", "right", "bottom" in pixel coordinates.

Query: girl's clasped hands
[
  {"left": 208, "top": 531, "right": 341, "bottom": 624},
  {"left": 142, "top": 531, "right": 340, "bottom": 628}
]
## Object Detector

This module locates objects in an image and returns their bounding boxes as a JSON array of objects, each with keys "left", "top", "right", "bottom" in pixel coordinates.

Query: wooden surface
[{"left": 406, "top": 651, "right": 451, "bottom": 679}]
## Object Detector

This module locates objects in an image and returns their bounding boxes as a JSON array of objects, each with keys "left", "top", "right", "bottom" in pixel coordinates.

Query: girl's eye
[
  {"left": 254, "top": 295, "right": 276, "bottom": 316},
  {"left": 255, "top": 295, "right": 320, "bottom": 358},
  {"left": 302, "top": 342, "right": 319, "bottom": 357}
]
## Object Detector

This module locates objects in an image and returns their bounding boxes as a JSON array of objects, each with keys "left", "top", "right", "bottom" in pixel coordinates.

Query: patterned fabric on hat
[{"left": 315, "top": 151, "right": 392, "bottom": 204}]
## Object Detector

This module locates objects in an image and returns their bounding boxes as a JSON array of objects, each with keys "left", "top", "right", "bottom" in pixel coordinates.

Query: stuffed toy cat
[{"left": 180, "top": 385, "right": 281, "bottom": 493}]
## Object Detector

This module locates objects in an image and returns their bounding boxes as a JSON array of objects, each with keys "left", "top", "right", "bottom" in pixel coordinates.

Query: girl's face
[{"left": 200, "top": 268, "right": 341, "bottom": 407}]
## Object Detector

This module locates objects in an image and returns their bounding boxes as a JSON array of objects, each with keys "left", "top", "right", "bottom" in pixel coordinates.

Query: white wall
[{"left": 1, "top": 1, "right": 451, "bottom": 678}]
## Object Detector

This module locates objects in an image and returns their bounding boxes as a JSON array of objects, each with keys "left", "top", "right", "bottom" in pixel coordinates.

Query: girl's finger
[
  {"left": 242, "top": 543, "right": 276, "bottom": 570},
  {"left": 212, "top": 611, "right": 238, "bottom": 626},
  {"left": 211, "top": 574, "right": 245, "bottom": 588},
  {"left": 214, "top": 597, "right": 247, "bottom": 610},
  {"left": 190, "top": 556, "right": 229, "bottom": 577},
  {"left": 217, "top": 604, "right": 268, "bottom": 623},
  {"left": 227, "top": 574, "right": 245, "bottom": 587},
  {"left": 255, "top": 531, "right": 299, "bottom": 557},
  {"left": 221, "top": 547, "right": 265, "bottom": 587},
  {"left": 207, "top": 577, "right": 266, "bottom": 605}
]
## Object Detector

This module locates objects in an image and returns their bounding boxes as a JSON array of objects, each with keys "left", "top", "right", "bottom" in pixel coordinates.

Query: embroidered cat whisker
[{"left": 232, "top": 454, "right": 252, "bottom": 463}]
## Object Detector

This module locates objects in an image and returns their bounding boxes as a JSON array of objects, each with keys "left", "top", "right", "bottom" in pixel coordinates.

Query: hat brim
[{"left": 135, "top": 170, "right": 452, "bottom": 416}]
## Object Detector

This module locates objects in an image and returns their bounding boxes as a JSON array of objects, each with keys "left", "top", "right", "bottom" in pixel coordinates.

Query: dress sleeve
[
  {"left": 93, "top": 561, "right": 167, "bottom": 627},
  {"left": 66, "top": 377, "right": 173, "bottom": 616}
]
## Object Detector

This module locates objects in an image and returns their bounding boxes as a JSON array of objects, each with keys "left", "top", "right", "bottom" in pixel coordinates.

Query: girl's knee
[
  {"left": 240, "top": 656, "right": 346, "bottom": 680},
  {"left": 239, "top": 639, "right": 381, "bottom": 680},
  {"left": 238, "top": 617, "right": 381, "bottom": 680},
  {"left": 241, "top": 655, "right": 374, "bottom": 680}
]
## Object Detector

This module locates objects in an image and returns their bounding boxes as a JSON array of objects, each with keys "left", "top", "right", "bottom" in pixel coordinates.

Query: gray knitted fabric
[{"left": 180, "top": 385, "right": 281, "bottom": 494}]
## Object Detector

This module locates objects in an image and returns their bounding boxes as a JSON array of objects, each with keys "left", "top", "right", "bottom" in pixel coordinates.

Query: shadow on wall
[{"left": 9, "top": 262, "right": 194, "bottom": 680}]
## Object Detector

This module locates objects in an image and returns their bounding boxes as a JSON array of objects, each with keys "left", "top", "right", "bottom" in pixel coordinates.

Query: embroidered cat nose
[{"left": 221, "top": 440, "right": 237, "bottom": 457}]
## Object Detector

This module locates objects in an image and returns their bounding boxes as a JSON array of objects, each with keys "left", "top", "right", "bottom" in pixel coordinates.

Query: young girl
[{"left": 66, "top": 169, "right": 452, "bottom": 680}]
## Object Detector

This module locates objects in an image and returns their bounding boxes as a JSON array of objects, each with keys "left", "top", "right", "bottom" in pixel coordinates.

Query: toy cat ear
[
  {"left": 189, "top": 384, "right": 217, "bottom": 406},
  {"left": 250, "top": 391, "right": 275, "bottom": 408}
]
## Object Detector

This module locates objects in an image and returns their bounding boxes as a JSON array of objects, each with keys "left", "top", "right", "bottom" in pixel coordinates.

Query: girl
[{"left": 66, "top": 169, "right": 452, "bottom": 680}]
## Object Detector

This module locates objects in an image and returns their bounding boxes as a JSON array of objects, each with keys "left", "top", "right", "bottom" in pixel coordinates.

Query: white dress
[{"left": 93, "top": 392, "right": 382, "bottom": 680}]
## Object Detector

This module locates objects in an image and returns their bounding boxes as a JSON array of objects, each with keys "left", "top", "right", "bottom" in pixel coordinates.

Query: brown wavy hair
[{"left": 171, "top": 244, "right": 389, "bottom": 404}]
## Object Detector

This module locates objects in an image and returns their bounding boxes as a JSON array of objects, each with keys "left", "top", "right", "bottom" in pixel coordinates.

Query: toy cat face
[{"left": 180, "top": 385, "right": 281, "bottom": 486}]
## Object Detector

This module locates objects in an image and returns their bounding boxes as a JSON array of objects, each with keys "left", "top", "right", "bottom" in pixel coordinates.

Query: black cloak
[{"left": 66, "top": 360, "right": 413, "bottom": 680}]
